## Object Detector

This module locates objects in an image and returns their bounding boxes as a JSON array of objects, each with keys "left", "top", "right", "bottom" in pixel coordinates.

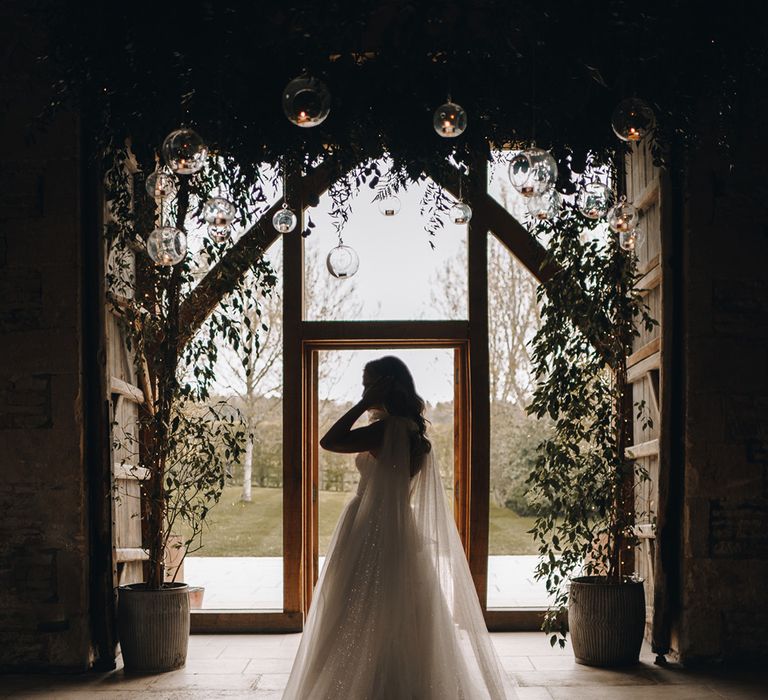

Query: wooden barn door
[
  {"left": 624, "top": 139, "right": 673, "bottom": 652},
  {"left": 106, "top": 301, "right": 149, "bottom": 586}
]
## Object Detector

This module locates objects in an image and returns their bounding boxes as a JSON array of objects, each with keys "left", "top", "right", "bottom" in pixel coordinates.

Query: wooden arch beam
[
  {"left": 424, "top": 163, "right": 557, "bottom": 284},
  {"left": 178, "top": 158, "right": 558, "bottom": 349},
  {"left": 177, "top": 160, "right": 335, "bottom": 348}
]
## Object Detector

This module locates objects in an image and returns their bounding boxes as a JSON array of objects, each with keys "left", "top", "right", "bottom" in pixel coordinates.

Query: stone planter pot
[
  {"left": 118, "top": 582, "right": 190, "bottom": 673},
  {"left": 568, "top": 576, "right": 645, "bottom": 667}
]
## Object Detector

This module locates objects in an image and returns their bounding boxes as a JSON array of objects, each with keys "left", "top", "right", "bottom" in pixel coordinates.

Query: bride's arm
[
  {"left": 320, "top": 377, "right": 392, "bottom": 453},
  {"left": 319, "top": 400, "right": 387, "bottom": 453}
]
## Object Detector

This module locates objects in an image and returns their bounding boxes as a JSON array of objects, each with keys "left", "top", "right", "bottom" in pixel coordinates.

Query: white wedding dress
[{"left": 282, "top": 413, "right": 515, "bottom": 699}]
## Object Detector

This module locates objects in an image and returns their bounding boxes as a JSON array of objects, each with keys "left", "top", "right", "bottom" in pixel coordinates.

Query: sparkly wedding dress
[{"left": 282, "top": 413, "right": 514, "bottom": 699}]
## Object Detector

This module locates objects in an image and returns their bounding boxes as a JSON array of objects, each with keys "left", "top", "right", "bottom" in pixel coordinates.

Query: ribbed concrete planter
[
  {"left": 118, "top": 583, "right": 190, "bottom": 674},
  {"left": 568, "top": 576, "right": 645, "bottom": 667}
]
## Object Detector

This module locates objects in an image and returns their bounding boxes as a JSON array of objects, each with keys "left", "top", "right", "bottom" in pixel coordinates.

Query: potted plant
[
  {"left": 105, "top": 134, "right": 276, "bottom": 673},
  {"left": 526, "top": 202, "right": 656, "bottom": 666}
]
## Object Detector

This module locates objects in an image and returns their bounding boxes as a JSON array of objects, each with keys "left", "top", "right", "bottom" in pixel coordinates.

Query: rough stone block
[
  {"left": 709, "top": 499, "right": 768, "bottom": 558},
  {"left": 0, "top": 268, "right": 43, "bottom": 332},
  {"left": 0, "top": 373, "right": 51, "bottom": 429},
  {"left": 713, "top": 278, "right": 768, "bottom": 338}
]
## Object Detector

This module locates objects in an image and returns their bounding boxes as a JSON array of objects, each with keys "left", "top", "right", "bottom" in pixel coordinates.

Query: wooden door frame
[{"left": 300, "top": 337, "right": 472, "bottom": 611}]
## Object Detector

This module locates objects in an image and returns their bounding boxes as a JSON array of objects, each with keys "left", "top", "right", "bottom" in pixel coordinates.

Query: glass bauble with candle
[
  {"left": 450, "top": 202, "right": 472, "bottom": 224},
  {"left": 203, "top": 196, "right": 236, "bottom": 228},
  {"left": 611, "top": 98, "right": 655, "bottom": 142},
  {"left": 508, "top": 147, "right": 557, "bottom": 197},
  {"left": 326, "top": 244, "right": 359, "bottom": 279},
  {"left": 146, "top": 226, "right": 187, "bottom": 266},
  {"left": 145, "top": 169, "right": 178, "bottom": 199},
  {"left": 433, "top": 101, "right": 467, "bottom": 138},
  {"left": 526, "top": 190, "right": 562, "bottom": 221},
  {"left": 606, "top": 198, "right": 639, "bottom": 233},
  {"left": 282, "top": 76, "right": 331, "bottom": 127},
  {"left": 377, "top": 196, "right": 401, "bottom": 217},
  {"left": 208, "top": 223, "right": 231, "bottom": 244},
  {"left": 273, "top": 204, "right": 298, "bottom": 233},
  {"left": 576, "top": 181, "right": 612, "bottom": 220},
  {"left": 162, "top": 128, "right": 208, "bottom": 175}
]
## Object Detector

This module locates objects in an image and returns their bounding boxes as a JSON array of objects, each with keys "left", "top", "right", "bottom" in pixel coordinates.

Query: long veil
[{"left": 283, "top": 415, "right": 514, "bottom": 699}]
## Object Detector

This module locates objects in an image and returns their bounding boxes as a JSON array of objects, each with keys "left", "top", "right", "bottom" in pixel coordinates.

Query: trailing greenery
[
  {"left": 38, "top": 1, "right": 768, "bottom": 198},
  {"left": 525, "top": 206, "right": 656, "bottom": 647}
]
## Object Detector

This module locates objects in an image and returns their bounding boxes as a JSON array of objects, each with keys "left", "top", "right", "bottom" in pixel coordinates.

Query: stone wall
[
  {"left": 680, "top": 110, "right": 768, "bottom": 663},
  {"left": 0, "top": 5, "right": 92, "bottom": 671}
]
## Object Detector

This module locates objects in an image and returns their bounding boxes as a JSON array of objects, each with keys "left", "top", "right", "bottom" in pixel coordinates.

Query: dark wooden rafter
[{"left": 177, "top": 159, "right": 336, "bottom": 347}]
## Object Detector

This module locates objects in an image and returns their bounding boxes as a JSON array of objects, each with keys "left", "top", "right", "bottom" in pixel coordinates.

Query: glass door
[{"left": 302, "top": 344, "right": 470, "bottom": 603}]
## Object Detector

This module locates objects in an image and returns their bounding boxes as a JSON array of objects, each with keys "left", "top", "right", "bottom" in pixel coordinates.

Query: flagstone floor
[{"left": 2, "top": 633, "right": 766, "bottom": 699}]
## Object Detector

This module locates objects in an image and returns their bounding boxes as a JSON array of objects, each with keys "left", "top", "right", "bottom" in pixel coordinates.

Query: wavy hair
[{"left": 364, "top": 356, "right": 432, "bottom": 476}]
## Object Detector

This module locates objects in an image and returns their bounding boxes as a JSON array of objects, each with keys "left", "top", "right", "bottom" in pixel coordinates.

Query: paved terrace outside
[{"left": 184, "top": 555, "right": 549, "bottom": 609}]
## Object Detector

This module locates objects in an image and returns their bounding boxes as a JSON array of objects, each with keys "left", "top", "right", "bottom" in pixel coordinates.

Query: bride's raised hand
[{"left": 360, "top": 376, "right": 393, "bottom": 408}]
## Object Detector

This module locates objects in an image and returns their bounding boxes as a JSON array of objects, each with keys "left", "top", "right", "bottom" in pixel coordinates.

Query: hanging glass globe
[
  {"left": 377, "top": 196, "right": 401, "bottom": 217},
  {"left": 146, "top": 226, "right": 187, "bottom": 266},
  {"left": 619, "top": 227, "right": 646, "bottom": 252},
  {"left": 145, "top": 169, "right": 177, "bottom": 199},
  {"left": 162, "top": 128, "right": 208, "bottom": 175},
  {"left": 450, "top": 202, "right": 472, "bottom": 224},
  {"left": 611, "top": 98, "right": 656, "bottom": 142},
  {"left": 273, "top": 204, "right": 298, "bottom": 233},
  {"left": 526, "top": 190, "right": 562, "bottom": 221},
  {"left": 203, "top": 196, "right": 236, "bottom": 227},
  {"left": 619, "top": 229, "right": 638, "bottom": 252},
  {"left": 207, "top": 223, "right": 231, "bottom": 244},
  {"left": 577, "top": 182, "right": 612, "bottom": 219},
  {"left": 433, "top": 101, "right": 467, "bottom": 138},
  {"left": 508, "top": 148, "right": 557, "bottom": 197},
  {"left": 607, "top": 199, "right": 639, "bottom": 233},
  {"left": 282, "top": 75, "right": 331, "bottom": 127},
  {"left": 508, "top": 152, "right": 533, "bottom": 194},
  {"left": 326, "top": 244, "right": 359, "bottom": 279}
]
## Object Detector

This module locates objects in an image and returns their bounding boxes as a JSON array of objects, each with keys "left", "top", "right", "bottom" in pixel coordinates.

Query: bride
[{"left": 282, "top": 356, "right": 514, "bottom": 699}]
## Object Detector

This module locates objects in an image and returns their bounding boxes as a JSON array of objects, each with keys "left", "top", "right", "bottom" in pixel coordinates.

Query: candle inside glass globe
[
  {"left": 145, "top": 169, "right": 177, "bottom": 199},
  {"left": 208, "top": 223, "right": 231, "bottom": 244},
  {"left": 509, "top": 148, "right": 557, "bottom": 197},
  {"left": 607, "top": 201, "right": 639, "bottom": 233},
  {"left": 450, "top": 202, "right": 473, "bottom": 224},
  {"left": 377, "top": 196, "right": 401, "bottom": 217},
  {"left": 146, "top": 226, "right": 187, "bottom": 266},
  {"left": 577, "top": 182, "right": 612, "bottom": 220},
  {"left": 433, "top": 102, "right": 467, "bottom": 138},
  {"left": 203, "top": 197, "right": 236, "bottom": 228},
  {"left": 162, "top": 128, "right": 208, "bottom": 175},
  {"left": 273, "top": 205, "right": 298, "bottom": 233},
  {"left": 611, "top": 98, "right": 656, "bottom": 143},
  {"left": 283, "top": 76, "right": 331, "bottom": 127},
  {"left": 326, "top": 244, "right": 360, "bottom": 279},
  {"left": 527, "top": 190, "right": 562, "bottom": 221}
]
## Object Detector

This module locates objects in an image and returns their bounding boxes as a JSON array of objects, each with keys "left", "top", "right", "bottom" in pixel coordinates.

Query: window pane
[
  {"left": 183, "top": 238, "right": 284, "bottom": 611},
  {"left": 486, "top": 233, "right": 551, "bottom": 609},
  {"left": 304, "top": 172, "right": 467, "bottom": 321},
  {"left": 316, "top": 348, "right": 456, "bottom": 565}
]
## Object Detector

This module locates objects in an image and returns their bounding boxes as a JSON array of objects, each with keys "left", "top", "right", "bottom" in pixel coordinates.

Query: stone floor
[
  {"left": 185, "top": 555, "right": 549, "bottom": 609},
  {"left": 2, "top": 633, "right": 766, "bottom": 699}
]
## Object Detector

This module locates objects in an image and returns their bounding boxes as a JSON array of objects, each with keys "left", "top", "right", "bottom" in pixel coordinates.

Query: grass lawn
[{"left": 181, "top": 485, "right": 538, "bottom": 557}]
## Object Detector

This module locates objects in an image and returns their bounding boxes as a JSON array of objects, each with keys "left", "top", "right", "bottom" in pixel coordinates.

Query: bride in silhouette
[{"left": 283, "top": 356, "right": 513, "bottom": 699}]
